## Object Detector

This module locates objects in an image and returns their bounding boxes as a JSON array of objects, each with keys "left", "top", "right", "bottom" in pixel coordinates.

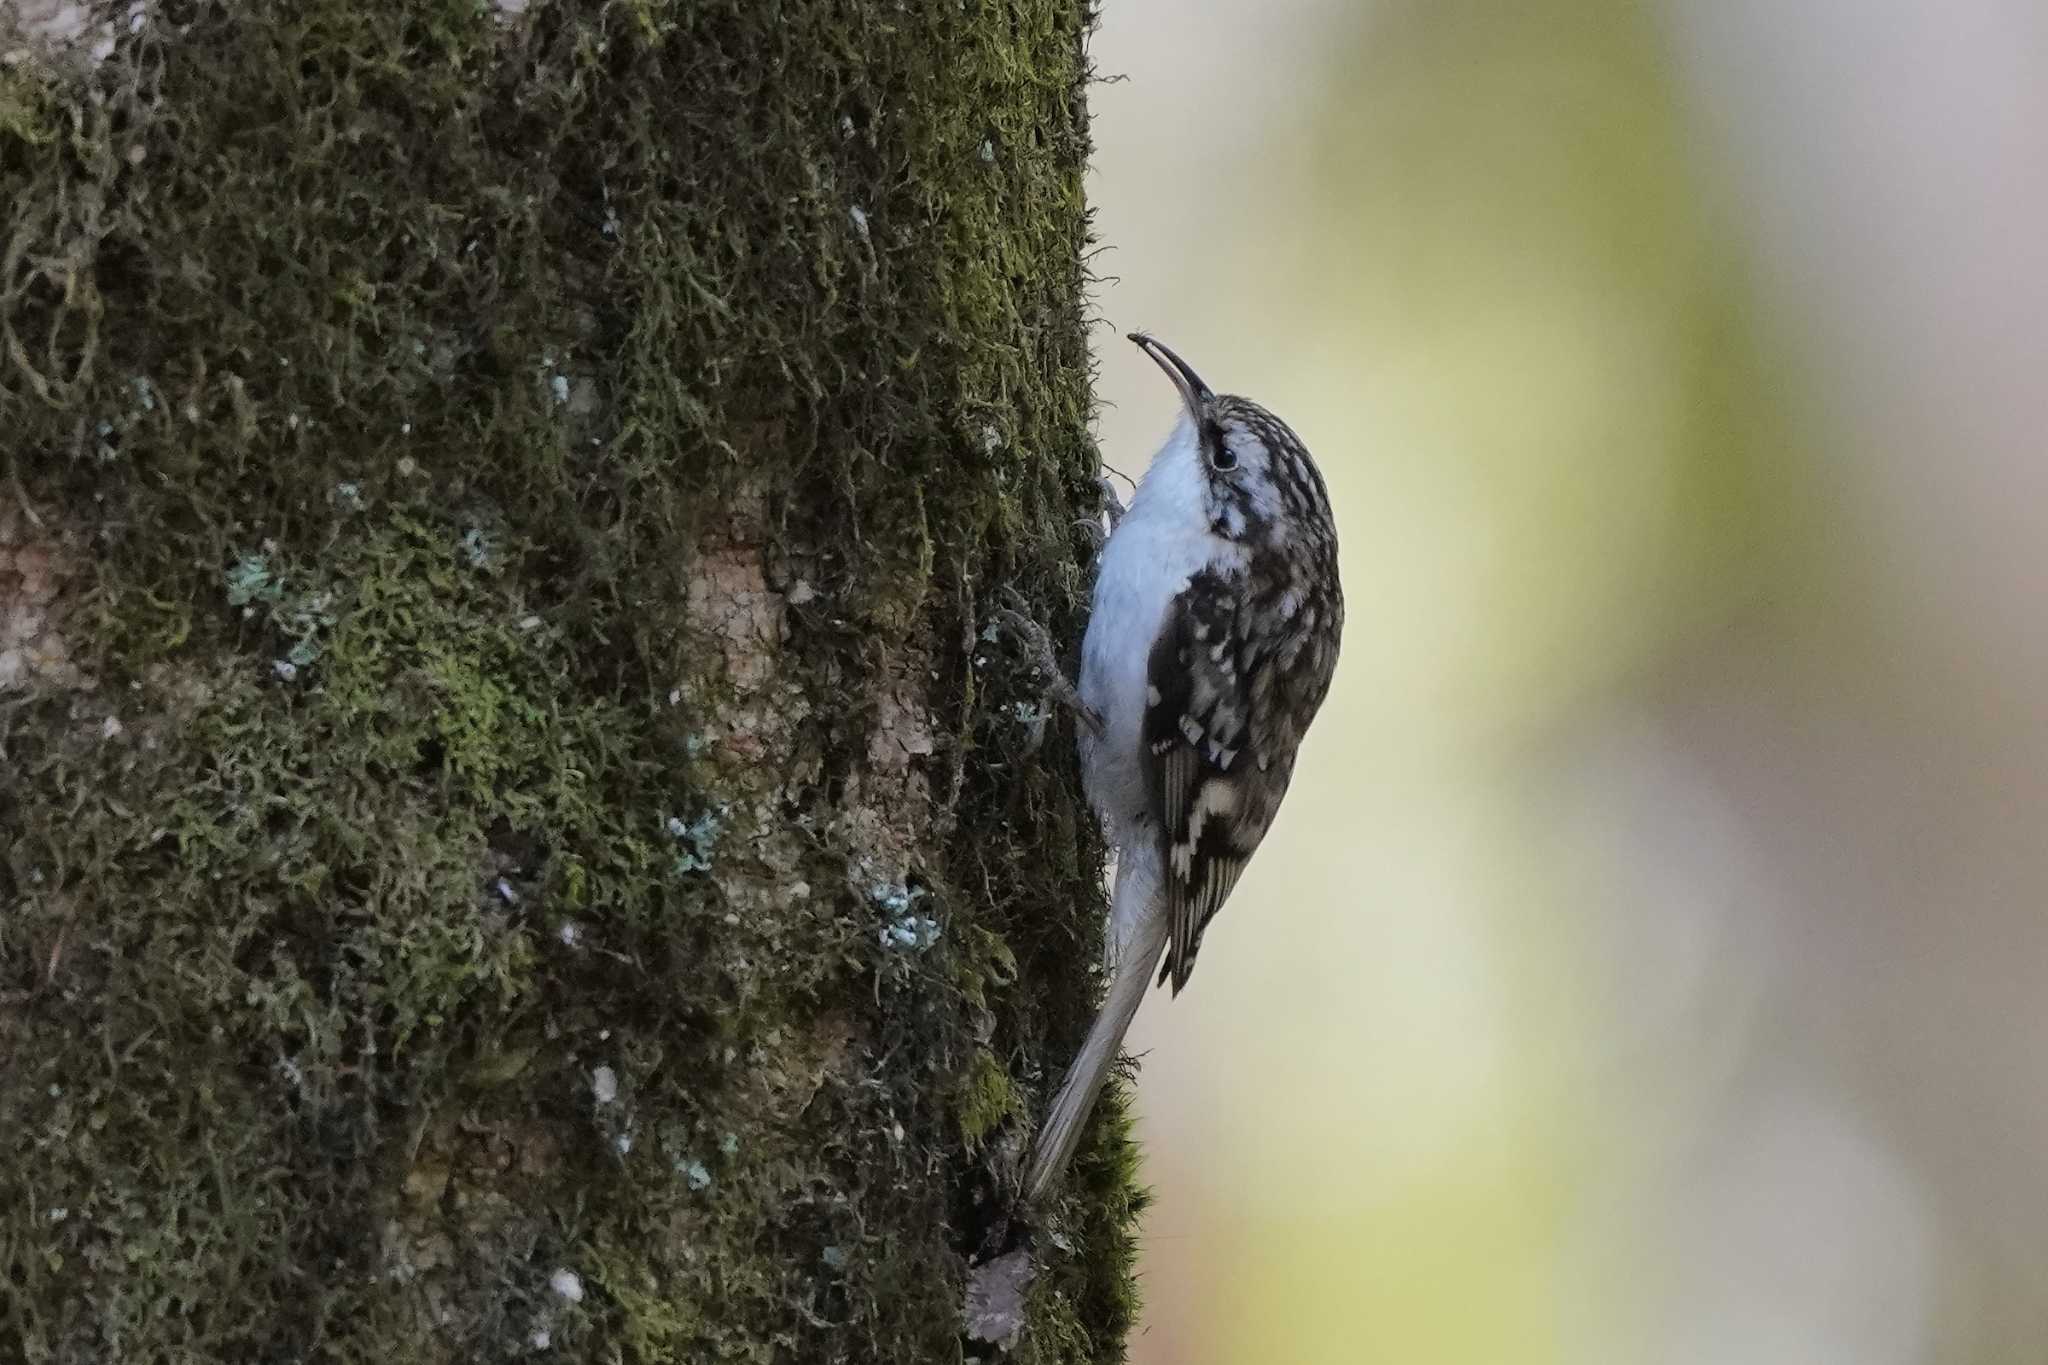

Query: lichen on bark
[{"left": 0, "top": 2, "right": 1139, "bottom": 1360}]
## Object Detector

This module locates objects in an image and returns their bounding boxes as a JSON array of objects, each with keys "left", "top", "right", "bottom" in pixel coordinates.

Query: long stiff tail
[{"left": 1021, "top": 846, "right": 1168, "bottom": 1205}]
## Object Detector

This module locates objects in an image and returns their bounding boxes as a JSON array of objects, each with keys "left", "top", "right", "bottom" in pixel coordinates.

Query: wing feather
[{"left": 1143, "top": 571, "right": 1269, "bottom": 994}]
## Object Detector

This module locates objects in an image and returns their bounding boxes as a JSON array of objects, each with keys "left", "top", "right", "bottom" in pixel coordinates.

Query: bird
[{"left": 1019, "top": 332, "right": 1344, "bottom": 1205}]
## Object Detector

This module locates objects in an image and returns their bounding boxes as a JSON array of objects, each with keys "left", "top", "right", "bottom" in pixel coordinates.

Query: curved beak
[{"left": 1127, "top": 332, "right": 1214, "bottom": 419}]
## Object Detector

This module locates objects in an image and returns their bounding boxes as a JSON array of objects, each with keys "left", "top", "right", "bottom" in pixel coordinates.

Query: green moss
[
  {"left": 1, "top": 1, "right": 1136, "bottom": 1361},
  {"left": 0, "top": 68, "right": 55, "bottom": 146},
  {"left": 958, "top": 1047, "right": 1023, "bottom": 1149},
  {"left": 588, "top": 1234, "right": 705, "bottom": 1358}
]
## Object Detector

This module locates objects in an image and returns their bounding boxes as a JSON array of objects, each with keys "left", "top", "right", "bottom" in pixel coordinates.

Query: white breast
[{"left": 1078, "top": 415, "right": 1235, "bottom": 844}]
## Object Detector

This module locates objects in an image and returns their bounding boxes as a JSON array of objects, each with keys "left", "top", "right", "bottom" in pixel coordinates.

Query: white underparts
[{"left": 1077, "top": 411, "right": 1239, "bottom": 848}]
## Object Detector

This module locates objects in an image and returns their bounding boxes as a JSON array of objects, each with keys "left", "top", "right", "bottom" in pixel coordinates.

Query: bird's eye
[{"left": 1209, "top": 441, "right": 1238, "bottom": 472}]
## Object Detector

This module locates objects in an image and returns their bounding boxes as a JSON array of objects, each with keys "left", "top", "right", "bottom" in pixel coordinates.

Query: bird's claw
[
  {"left": 1098, "top": 476, "right": 1127, "bottom": 533},
  {"left": 1074, "top": 476, "right": 1127, "bottom": 556},
  {"left": 988, "top": 594, "right": 1103, "bottom": 740}
]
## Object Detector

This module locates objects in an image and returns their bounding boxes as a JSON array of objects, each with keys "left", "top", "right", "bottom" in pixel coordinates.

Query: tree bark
[{"left": 0, "top": 3, "right": 1137, "bottom": 1360}]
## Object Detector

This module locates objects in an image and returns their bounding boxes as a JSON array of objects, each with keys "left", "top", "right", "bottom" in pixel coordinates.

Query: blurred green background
[{"left": 1089, "top": 2, "right": 2048, "bottom": 1361}]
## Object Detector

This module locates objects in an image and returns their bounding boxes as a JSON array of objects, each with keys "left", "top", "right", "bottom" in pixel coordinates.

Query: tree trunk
[{"left": 0, "top": 3, "right": 1138, "bottom": 1360}]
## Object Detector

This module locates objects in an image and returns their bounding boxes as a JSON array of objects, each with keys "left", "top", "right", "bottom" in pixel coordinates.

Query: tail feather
[{"left": 1021, "top": 847, "right": 1168, "bottom": 1205}]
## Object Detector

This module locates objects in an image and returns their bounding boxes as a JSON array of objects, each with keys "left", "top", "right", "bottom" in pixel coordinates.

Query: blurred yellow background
[{"left": 1087, "top": 2, "right": 2048, "bottom": 1361}]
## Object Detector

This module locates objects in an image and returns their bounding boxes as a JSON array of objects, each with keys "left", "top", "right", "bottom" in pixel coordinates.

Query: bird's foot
[
  {"left": 1099, "top": 475, "right": 1128, "bottom": 533},
  {"left": 988, "top": 589, "right": 1105, "bottom": 741},
  {"left": 1073, "top": 475, "right": 1128, "bottom": 555}
]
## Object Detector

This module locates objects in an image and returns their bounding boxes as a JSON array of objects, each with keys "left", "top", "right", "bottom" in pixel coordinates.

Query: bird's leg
[{"left": 989, "top": 589, "right": 1104, "bottom": 740}]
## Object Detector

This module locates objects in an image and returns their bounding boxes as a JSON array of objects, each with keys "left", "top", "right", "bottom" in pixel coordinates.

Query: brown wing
[{"left": 1144, "top": 570, "right": 1270, "bottom": 994}]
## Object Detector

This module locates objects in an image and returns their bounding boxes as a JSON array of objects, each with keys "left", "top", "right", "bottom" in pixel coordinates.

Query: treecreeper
[{"left": 1023, "top": 331, "right": 1346, "bottom": 1204}]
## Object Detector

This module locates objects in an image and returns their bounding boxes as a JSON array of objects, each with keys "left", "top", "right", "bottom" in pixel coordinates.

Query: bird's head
[{"left": 1127, "top": 331, "right": 1332, "bottom": 547}]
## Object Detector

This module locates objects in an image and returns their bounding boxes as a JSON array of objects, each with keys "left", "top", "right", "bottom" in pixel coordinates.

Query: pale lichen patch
[
  {"left": 0, "top": 495, "right": 90, "bottom": 693},
  {"left": 0, "top": 1, "right": 153, "bottom": 82},
  {"left": 866, "top": 663, "right": 937, "bottom": 777},
  {"left": 1, "top": 1, "right": 107, "bottom": 69},
  {"left": 836, "top": 647, "right": 941, "bottom": 901},
  {"left": 683, "top": 490, "right": 809, "bottom": 776},
  {"left": 679, "top": 493, "right": 825, "bottom": 963},
  {"left": 963, "top": 1247, "right": 1034, "bottom": 1349},
  {"left": 684, "top": 545, "right": 787, "bottom": 694}
]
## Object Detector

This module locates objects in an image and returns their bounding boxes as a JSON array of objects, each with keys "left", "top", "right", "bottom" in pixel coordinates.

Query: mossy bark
[{"left": 0, "top": 3, "right": 1140, "bottom": 1360}]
